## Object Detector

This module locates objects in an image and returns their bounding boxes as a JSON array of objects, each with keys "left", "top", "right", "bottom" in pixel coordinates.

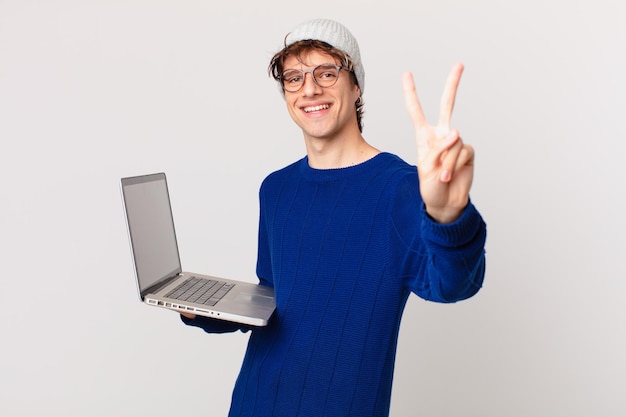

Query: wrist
[{"left": 425, "top": 202, "right": 467, "bottom": 224}]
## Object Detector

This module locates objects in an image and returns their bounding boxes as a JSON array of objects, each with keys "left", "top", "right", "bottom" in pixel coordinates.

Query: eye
[
  {"left": 282, "top": 71, "right": 302, "bottom": 84},
  {"left": 315, "top": 65, "right": 338, "bottom": 80}
]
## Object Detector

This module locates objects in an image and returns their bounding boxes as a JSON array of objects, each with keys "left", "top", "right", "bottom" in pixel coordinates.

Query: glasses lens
[
  {"left": 282, "top": 70, "right": 303, "bottom": 92},
  {"left": 313, "top": 64, "right": 340, "bottom": 88}
]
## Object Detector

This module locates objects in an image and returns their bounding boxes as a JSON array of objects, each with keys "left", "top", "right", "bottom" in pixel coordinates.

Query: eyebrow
[{"left": 283, "top": 62, "right": 337, "bottom": 71}]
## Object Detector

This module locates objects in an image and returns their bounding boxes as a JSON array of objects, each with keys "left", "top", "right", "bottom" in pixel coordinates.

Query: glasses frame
[{"left": 280, "top": 63, "right": 348, "bottom": 93}]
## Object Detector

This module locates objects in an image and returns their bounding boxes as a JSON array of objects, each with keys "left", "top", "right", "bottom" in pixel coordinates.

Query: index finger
[
  {"left": 438, "top": 62, "right": 464, "bottom": 129},
  {"left": 402, "top": 71, "right": 427, "bottom": 129}
]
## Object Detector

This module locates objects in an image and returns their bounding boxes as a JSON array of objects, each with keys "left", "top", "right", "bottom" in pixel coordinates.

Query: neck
[{"left": 304, "top": 133, "right": 380, "bottom": 169}]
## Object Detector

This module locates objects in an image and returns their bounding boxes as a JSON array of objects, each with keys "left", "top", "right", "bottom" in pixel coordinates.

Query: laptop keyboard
[{"left": 165, "top": 276, "right": 235, "bottom": 307}]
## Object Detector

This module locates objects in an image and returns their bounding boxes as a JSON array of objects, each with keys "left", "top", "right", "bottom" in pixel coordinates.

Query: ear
[{"left": 352, "top": 84, "right": 362, "bottom": 103}]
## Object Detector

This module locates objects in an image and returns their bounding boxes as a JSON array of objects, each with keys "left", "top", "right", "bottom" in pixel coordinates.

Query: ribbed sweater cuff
[{"left": 421, "top": 200, "right": 485, "bottom": 248}]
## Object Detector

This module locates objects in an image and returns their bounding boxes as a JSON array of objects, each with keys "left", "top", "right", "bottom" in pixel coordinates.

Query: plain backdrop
[{"left": 1, "top": 1, "right": 624, "bottom": 416}]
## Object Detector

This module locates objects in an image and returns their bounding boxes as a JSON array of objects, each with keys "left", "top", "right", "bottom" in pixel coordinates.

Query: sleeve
[
  {"left": 255, "top": 180, "right": 274, "bottom": 288},
  {"left": 391, "top": 173, "right": 487, "bottom": 303}
]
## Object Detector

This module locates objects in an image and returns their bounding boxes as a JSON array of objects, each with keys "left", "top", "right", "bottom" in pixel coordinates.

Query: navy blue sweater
[{"left": 184, "top": 152, "right": 487, "bottom": 416}]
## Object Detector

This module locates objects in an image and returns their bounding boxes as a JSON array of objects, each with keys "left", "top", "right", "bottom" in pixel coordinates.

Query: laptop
[{"left": 120, "top": 172, "right": 275, "bottom": 326}]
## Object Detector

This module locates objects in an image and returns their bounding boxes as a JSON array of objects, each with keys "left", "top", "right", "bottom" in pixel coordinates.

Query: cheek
[
  {"left": 285, "top": 100, "right": 307, "bottom": 128},
  {"left": 285, "top": 97, "right": 296, "bottom": 115}
]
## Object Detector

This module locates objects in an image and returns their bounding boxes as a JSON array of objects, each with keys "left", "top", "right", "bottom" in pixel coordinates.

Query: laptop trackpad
[{"left": 235, "top": 293, "right": 275, "bottom": 306}]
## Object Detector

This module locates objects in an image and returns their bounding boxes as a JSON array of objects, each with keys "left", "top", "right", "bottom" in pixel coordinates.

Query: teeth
[{"left": 304, "top": 104, "right": 329, "bottom": 113}]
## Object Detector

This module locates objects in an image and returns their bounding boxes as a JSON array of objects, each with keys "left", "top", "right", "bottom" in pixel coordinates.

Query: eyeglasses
[{"left": 280, "top": 63, "right": 347, "bottom": 93}]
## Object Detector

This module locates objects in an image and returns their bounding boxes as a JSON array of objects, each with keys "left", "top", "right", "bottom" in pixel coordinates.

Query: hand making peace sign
[{"left": 402, "top": 63, "right": 474, "bottom": 224}]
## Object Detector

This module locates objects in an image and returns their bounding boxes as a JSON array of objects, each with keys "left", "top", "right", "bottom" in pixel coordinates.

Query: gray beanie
[{"left": 284, "top": 19, "right": 365, "bottom": 94}]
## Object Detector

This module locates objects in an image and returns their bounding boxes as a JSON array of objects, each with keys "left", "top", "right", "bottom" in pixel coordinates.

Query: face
[{"left": 282, "top": 50, "right": 361, "bottom": 142}]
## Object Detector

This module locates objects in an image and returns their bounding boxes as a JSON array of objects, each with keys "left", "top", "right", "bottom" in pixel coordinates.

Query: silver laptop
[{"left": 120, "top": 172, "right": 275, "bottom": 326}]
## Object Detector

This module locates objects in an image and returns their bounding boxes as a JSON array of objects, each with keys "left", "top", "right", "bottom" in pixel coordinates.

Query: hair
[{"left": 268, "top": 39, "right": 365, "bottom": 133}]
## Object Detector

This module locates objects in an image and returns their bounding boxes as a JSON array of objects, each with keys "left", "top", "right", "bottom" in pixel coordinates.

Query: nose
[{"left": 301, "top": 72, "right": 322, "bottom": 96}]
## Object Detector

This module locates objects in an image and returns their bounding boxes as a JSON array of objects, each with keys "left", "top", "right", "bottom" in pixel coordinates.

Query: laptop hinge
[{"left": 141, "top": 273, "right": 182, "bottom": 298}]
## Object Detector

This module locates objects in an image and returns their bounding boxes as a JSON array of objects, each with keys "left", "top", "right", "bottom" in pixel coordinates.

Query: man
[{"left": 182, "top": 18, "right": 486, "bottom": 417}]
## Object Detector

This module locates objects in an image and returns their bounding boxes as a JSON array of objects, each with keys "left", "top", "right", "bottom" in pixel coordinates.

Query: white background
[{"left": 1, "top": 1, "right": 624, "bottom": 416}]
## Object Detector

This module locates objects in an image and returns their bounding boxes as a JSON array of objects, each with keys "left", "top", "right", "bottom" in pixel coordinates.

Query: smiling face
[{"left": 282, "top": 50, "right": 362, "bottom": 143}]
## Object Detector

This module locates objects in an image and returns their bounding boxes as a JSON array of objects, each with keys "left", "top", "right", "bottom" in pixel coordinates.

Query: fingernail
[
  {"left": 441, "top": 170, "right": 451, "bottom": 182},
  {"left": 446, "top": 131, "right": 457, "bottom": 142}
]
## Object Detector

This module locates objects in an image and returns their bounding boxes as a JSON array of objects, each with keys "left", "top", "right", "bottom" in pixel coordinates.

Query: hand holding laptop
[{"left": 180, "top": 311, "right": 196, "bottom": 320}]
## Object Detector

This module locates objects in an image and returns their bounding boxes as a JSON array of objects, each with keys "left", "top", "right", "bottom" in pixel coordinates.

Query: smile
[{"left": 303, "top": 104, "right": 330, "bottom": 113}]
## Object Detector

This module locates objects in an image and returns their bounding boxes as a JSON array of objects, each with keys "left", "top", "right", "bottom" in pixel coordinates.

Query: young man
[{"left": 182, "top": 19, "right": 487, "bottom": 417}]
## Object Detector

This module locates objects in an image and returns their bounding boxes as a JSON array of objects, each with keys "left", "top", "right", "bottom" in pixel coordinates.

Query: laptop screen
[{"left": 121, "top": 173, "right": 181, "bottom": 295}]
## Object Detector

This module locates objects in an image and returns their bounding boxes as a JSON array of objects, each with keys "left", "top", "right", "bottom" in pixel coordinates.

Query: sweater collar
[{"left": 298, "top": 152, "right": 395, "bottom": 182}]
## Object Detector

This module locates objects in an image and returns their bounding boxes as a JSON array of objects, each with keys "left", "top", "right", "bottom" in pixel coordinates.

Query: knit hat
[{"left": 284, "top": 19, "right": 365, "bottom": 94}]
